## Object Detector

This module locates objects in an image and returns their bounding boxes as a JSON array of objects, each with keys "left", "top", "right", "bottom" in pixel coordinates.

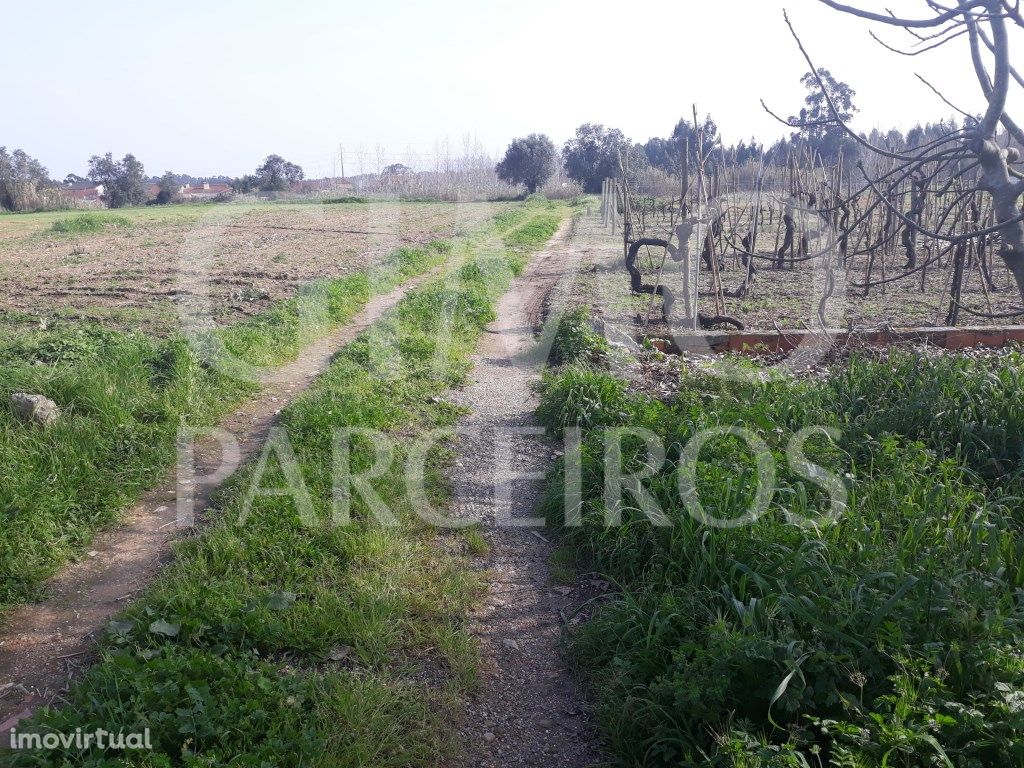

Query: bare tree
[{"left": 779, "top": 1, "right": 1024, "bottom": 306}]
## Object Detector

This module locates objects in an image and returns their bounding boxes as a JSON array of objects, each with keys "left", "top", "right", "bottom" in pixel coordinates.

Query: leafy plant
[{"left": 548, "top": 306, "right": 609, "bottom": 367}]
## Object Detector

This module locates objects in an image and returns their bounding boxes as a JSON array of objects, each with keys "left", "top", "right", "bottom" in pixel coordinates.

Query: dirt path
[
  {"left": 0, "top": 266, "right": 443, "bottom": 727},
  {"left": 450, "top": 219, "right": 604, "bottom": 767}
]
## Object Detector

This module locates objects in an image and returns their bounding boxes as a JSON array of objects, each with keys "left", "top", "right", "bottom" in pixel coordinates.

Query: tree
[
  {"left": 87, "top": 152, "right": 148, "bottom": 208},
  {"left": 672, "top": 114, "right": 722, "bottom": 168},
  {"left": 495, "top": 134, "right": 557, "bottom": 194},
  {"left": 563, "top": 124, "right": 633, "bottom": 193},
  {"left": 644, "top": 114, "right": 721, "bottom": 174},
  {"left": 254, "top": 155, "right": 304, "bottom": 192},
  {"left": 797, "top": 1, "right": 1024, "bottom": 302},
  {"left": 789, "top": 68, "right": 859, "bottom": 162},
  {"left": 232, "top": 175, "right": 259, "bottom": 194},
  {"left": 733, "top": 137, "right": 764, "bottom": 164},
  {"left": 156, "top": 172, "right": 181, "bottom": 205},
  {"left": 0, "top": 148, "right": 52, "bottom": 212},
  {"left": 643, "top": 137, "right": 677, "bottom": 174}
]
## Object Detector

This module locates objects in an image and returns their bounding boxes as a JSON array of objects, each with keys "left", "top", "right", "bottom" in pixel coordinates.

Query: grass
[
  {"left": 218, "top": 240, "right": 452, "bottom": 367},
  {"left": 0, "top": 330, "right": 253, "bottom": 609},
  {"left": 460, "top": 525, "right": 490, "bottom": 557},
  {"left": 0, "top": 206, "right": 544, "bottom": 614},
  {"left": 322, "top": 196, "right": 371, "bottom": 204},
  {"left": 0, "top": 204, "right": 208, "bottom": 244},
  {"left": 536, "top": 331, "right": 1024, "bottom": 766},
  {"left": 548, "top": 548, "right": 577, "bottom": 584},
  {"left": 547, "top": 305, "right": 610, "bottom": 367},
  {"left": 50, "top": 213, "right": 133, "bottom": 233},
  {"left": 6, "top": 198, "right": 568, "bottom": 766}
]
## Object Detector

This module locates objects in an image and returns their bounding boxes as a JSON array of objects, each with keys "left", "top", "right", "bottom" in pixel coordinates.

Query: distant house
[
  {"left": 180, "top": 181, "right": 232, "bottom": 200},
  {"left": 64, "top": 181, "right": 104, "bottom": 202}
]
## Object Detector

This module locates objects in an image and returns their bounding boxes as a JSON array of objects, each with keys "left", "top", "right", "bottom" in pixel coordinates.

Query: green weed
[
  {"left": 50, "top": 213, "right": 133, "bottom": 233},
  {"left": 461, "top": 525, "right": 490, "bottom": 557},
  {"left": 548, "top": 306, "right": 609, "bottom": 367},
  {"left": 539, "top": 349, "right": 1024, "bottom": 767}
]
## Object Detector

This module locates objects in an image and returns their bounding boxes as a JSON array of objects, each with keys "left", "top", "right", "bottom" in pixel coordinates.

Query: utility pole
[{"left": 338, "top": 144, "right": 345, "bottom": 181}]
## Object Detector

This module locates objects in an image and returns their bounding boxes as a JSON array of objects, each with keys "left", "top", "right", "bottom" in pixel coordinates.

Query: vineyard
[
  {"left": 601, "top": 3, "right": 1024, "bottom": 340},
  {"left": 603, "top": 141, "right": 1024, "bottom": 336}
]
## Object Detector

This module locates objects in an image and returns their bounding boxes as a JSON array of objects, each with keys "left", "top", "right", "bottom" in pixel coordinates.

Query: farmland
[
  {"left": 4, "top": 0, "right": 1024, "bottom": 765},
  {"left": 603, "top": 162, "right": 1024, "bottom": 336},
  {"left": 0, "top": 199, "right": 522, "bottom": 614},
  {"left": 0, "top": 197, "right": 570, "bottom": 766},
  {"left": 0, "top": 201, "right": 510, "bottom": 335},
  {"left": 1, "top": 185, "right": 1023, "bottom": 766}
]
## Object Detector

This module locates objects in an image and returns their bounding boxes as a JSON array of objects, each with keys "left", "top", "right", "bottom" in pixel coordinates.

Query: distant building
[
  {"left": 180, "top": 181, "right": 232, "bottom": 200},
  {"left": 64, "top": 181, "right": 104, "bottom": 202}
]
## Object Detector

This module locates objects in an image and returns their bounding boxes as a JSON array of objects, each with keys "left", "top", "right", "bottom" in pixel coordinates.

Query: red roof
[{"left": 67, "top": 187, "right": 102, "bottom": 201}]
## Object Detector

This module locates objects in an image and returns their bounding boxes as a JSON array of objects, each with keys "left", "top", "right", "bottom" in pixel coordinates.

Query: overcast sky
[{"left": 2, "top": 0, "right": 1011, "bottom": 179}]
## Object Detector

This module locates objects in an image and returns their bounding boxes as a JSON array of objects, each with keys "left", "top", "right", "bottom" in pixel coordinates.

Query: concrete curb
[{"left": 642, "top": 325, "right": 1024, "bottom": 355}]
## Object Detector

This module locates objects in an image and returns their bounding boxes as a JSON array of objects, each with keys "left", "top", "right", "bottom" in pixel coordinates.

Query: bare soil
[{"left": 0, "top": 202, "right": 508, "bottom": 334}]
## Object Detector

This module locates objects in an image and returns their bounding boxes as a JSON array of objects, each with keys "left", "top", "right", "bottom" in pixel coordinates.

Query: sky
[{"left": 2, "top": 0, "right": 1014, "bottom": 180}]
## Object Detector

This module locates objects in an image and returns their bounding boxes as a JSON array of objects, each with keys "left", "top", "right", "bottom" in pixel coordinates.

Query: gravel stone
[{"left": 448, "top": 220, "right": 603, "bottom": 767}]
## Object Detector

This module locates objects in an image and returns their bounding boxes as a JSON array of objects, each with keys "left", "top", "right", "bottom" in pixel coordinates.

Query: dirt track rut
[{"left": 0, "top": 267, "right": 442, "bottom": 727}]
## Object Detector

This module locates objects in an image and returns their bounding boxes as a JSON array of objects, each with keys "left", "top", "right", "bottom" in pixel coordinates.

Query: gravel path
[{"left": 450, "top": 218, "right": 605, "bottom": 767}]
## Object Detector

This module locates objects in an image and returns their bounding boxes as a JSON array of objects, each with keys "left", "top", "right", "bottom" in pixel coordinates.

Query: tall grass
[
  {"left": 6, "top": 199, "right": 568, "bottom": 766},
  {"left": 538, "top": 343, "right": 1024, "bottom": 767}
]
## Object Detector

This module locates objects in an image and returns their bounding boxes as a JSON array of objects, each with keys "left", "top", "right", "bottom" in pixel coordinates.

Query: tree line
[
  {"left": 0, "top": 64, "right": 965, "bottom": 213},
  {"left": 496, "top": 69, "right": 966, "bottom": 195},
  {"left": 0, "top": 151, "right": 306, "bottom": 212}
]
